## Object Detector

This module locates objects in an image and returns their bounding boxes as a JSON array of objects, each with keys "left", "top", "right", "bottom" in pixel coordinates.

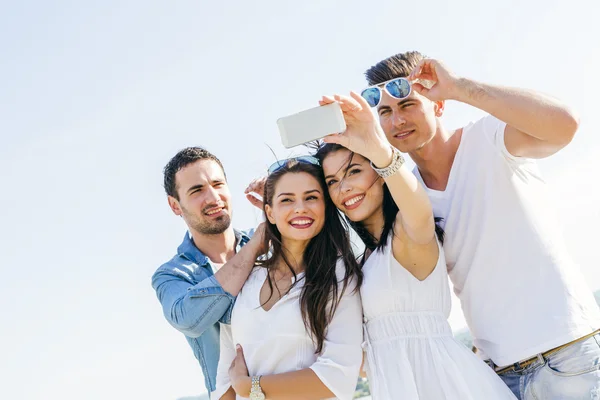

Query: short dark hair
[
  {"left": 364, "top": 50, "right": 426, "bottom": 86},
  {"left": 163, "top": 147, "right": 226, "bottom": 200}
]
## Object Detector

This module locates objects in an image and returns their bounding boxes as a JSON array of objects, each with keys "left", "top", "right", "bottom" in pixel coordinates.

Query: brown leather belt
[{"left": 494, "top": 329, "right": 600, "bottom": 375}]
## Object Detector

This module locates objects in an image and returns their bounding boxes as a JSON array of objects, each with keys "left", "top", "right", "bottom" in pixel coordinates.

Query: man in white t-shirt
[{"left": 360, "top": 51, "right": 600, "bottom": 399}]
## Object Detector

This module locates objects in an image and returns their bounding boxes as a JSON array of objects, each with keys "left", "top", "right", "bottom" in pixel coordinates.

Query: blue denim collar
[{"left": 177, "top": 229, "right": 251, "bottom": 266}]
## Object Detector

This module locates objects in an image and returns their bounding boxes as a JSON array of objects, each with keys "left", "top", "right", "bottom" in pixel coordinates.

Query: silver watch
[
  {"left": 249, "top": 375, "right": 265, "bottom": 400},
  {"left": 370, "top": 146, "right": 405, "bottom": 179}
]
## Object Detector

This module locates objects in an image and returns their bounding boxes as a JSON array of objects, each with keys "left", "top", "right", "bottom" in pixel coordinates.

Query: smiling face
[
  {"left": 376, "top": 90, "right": 444, "bottom": 153},
  {"left": 265, "top": 172, "right": 325, "bottom": 241},
  {"left": 168, "top": 159, "right": 232, "bottom": 235},
  {"left": 321, "top": 148, "right": 385, "bottom": 225},
  {"left": 264, "top": 171, "right": 326, "bottom": 244}
]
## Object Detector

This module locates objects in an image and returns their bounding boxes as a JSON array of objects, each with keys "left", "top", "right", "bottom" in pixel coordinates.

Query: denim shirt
[{"left": 151, "top": 229, "right": 252, "bottom": 393}]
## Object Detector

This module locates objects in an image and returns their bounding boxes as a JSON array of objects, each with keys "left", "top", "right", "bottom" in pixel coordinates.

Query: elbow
[{"left": 555, "top": 107, "right": 580, "bottom": 147}]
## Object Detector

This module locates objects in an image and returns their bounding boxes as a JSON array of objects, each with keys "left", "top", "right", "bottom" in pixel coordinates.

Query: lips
[
  {"left": 204, "top": 205, "right": 226, "bottom": 217},
  {"left": 289, "top": 217, "right": 315, "bottom": 229},
  {"left": 394, "top": 129, "right": 415, "bottom": 139},
  {"left": 342, "top": 194, "right": 365, "bottom": 211}
]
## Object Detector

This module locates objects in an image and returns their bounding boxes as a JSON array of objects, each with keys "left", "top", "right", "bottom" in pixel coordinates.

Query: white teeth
[
  {"left": 206, "top": 208, "right": 222, "bottom": 215},
  {"left": 291, "top": 219, "right": 312, "bottom": 225},
  {"left": 344, "top": 195, "right": 364, "bottom": 207}
]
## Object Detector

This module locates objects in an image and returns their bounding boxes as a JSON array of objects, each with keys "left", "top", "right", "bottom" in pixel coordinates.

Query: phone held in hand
[{"left": 276, "top": 102, "right": 346, "bottom": 149}]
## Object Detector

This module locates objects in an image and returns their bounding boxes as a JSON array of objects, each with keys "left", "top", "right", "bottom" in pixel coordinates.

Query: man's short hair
[
  {"left": 163, "top": 147, "right": 226, "bottom": 200},
  {"left": 365, "top": 51, "right": 426, "bottom": 86}
]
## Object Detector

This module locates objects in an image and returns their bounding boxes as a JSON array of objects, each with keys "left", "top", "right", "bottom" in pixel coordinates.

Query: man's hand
[
  {"left": 408, "top": 58, "right": 462, "bottom": 102},
  {"left": 229, "top": 344, "right": 251, "bottom": 397},
  {"left": 245, "top": 177, "right": 266, "bottom": 210}
]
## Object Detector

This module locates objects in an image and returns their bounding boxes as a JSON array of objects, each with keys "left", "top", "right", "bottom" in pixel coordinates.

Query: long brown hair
[
  {"left": 257, "top": 159, "right": 362, "bottom": 353},
  {"left": 315, "top": 143, "right": 444, "bottom": 255}
]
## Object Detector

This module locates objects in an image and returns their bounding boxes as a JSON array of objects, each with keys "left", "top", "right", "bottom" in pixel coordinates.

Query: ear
[
  {"left": 168, "top": 196, "right": 183, "bottom": 216},
  {"left": 433, "top": 100, "right": 445, "bottom": 117},
  {"left": 265, "top": 204, "right": 276, "bottom": 225}
]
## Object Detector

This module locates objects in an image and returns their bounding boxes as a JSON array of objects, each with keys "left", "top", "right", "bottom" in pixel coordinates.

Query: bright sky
[{"left": 1, "top": 1, "right": 599, "bottom": 399}]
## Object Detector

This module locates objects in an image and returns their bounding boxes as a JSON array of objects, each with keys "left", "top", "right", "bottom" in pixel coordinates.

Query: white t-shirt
[
  {"left": 212, "top": 260, "right": 363, "bottom": 399},
  {"left": 414, "top": 115, "right": 600, "bottom": 367}
]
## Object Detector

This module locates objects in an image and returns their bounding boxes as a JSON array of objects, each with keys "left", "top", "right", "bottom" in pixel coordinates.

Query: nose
[
  {"left": 393, "top": 112, "right": 407, "bottom": 128},
  {"left": 340, "top": 178, "right": 353, "bottom": 194},
  {"left": 204, "top": 185, "right": 221, "bottom": 204},
  {"left": 294, "top": 200, "right": 308, "bottom": 214}
]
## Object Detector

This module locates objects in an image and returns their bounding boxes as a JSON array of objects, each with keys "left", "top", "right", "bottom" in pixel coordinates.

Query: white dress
[
  {"left": 212, "top": 260, "right": 363, "bottom": 400},
  {"left": 361, "top": 236, "right": 516, "bottom": 400}
]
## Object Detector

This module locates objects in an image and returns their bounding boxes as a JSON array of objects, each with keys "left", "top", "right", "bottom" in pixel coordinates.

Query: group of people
[{"left": 151, "top": 51, "right": 600, "bottom": 400}]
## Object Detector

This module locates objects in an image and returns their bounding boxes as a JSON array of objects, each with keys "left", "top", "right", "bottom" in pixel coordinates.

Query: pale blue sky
[{"left": 1, "top": 1, "right": 599, "bottom": 399}]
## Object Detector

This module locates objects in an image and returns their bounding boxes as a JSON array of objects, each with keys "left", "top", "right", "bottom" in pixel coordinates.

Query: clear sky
[{"left": 1, "top": 1, "right": 599, "bottom": 399}]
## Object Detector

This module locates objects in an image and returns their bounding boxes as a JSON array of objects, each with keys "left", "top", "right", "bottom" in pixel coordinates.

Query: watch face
[{"left": 249, "top": 392, "right": 266, "bottom": 400}]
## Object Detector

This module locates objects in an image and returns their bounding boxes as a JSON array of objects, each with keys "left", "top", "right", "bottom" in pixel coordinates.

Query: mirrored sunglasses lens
[
  {"left": 386, "top": 79, "right": 411, "bottom": 99},
  {"left": 361, "top": 88, "right": 381, "bottom": 107}
]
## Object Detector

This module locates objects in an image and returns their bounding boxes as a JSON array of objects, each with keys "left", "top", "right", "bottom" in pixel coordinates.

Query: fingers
[
  {"left": 320, "top": 95, "right": 336, "bottom": 105},
  {"left": 236, "top": 344, "right": 245, "bottom": 358},
  {"left": 350, "top": 91, "right": 371, "bottom": 109},
  {"left": 409, "top": 58, "right": 437, "bottom": 81},
  {"left": 333, "top": 94, "right": 363, "bottom": 113},
  {"left": 322, "top": 133, "right": 348, "bottom": 148},
  {"left": 245, "top": 177, "right": 266, "bottom": 195},
  {"left": 246, "top": 193, "right": 264, "bottom": 210},
  {"left": 411, "top": 82, "right": 428, "bottom": 96}
]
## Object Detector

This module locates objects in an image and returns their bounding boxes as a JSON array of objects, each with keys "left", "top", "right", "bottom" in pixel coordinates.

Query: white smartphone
[{"left": 276, "top": 102, "right": 346, "bottom": 149}]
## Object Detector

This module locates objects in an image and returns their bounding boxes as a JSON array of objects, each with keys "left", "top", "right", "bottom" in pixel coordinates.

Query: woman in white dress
[
  {"left": 213, "top": 158, "right": 363, "bottom": 400},
  {"left": 315, "top": 92, "right": 516, "bottom": 400}
]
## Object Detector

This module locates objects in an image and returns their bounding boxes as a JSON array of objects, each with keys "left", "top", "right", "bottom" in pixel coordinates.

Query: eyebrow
[
  {"left": 186, "top": 179, "right": 224, "bottom": 194},
  {"left": 324, "top": 163, "right": 361, "bottom": 180},
  {"left": 277, "top": 189, "right": 321, "bottom": 198}
]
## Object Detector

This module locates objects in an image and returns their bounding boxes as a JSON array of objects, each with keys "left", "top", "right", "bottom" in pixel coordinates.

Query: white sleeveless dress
[{"left": 361, "top": 236, "right": 516, "bottom": 399}]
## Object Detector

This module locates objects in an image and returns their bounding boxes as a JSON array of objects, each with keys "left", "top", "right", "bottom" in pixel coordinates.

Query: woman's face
[
  {"left": 265, "top": 171, "right": 326, "bottom": 243},
  {"left": 322, "top": 149, "right": 384, "bottom": 223}
]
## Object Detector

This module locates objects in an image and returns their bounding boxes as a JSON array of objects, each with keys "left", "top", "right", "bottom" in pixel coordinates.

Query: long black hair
[
  {"left": 314, "top": 143, "right": 444, "bottom": 255},
  {"left": 257, "top": 158, "right": 363, "bottom": 353}
]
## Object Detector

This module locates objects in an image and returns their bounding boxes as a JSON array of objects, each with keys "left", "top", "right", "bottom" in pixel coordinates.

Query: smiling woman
[{"left": 212, "top": 158, "right": 364, "bottom": 400}]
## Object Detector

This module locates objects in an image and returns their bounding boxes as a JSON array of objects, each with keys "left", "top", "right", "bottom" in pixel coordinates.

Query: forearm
[
  {"left": 237, "top": 369, "right": 333, "bottom": 400},
  {"left": 213, "top": 238, "right": 261, "bottom": 296},
  {"left": 220, "top": 387, "right": 236, "bottom": 400},
  {"left": 453, "top": 78, "right": 579, "bottom": 144},
  {"left": 371, "top": 145, "right": 435, "bottom": 244}
]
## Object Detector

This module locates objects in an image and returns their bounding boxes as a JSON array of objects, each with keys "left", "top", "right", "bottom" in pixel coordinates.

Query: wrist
[
  {"left": 369, "top": 143, "right": 394, "bottom": 169},
  {"left": 233, "top": 376, "right": 252, "bottom": 397}
]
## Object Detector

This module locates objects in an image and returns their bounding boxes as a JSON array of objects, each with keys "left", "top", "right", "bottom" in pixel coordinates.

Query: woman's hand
[{"left": 319, "top": 92, "right": 393, "bottom": 168}]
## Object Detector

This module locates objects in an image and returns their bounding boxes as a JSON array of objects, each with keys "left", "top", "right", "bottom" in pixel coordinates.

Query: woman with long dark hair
[
  {"left": 212, "top": 158, "right": 363, "bottom": 400},
  {"left": 315, "top": 92, "right": 516, "bottom": 399}
]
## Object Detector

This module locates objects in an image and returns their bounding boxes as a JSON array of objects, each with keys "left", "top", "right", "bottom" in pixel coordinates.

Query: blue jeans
[{"left": 491, "top": 334, "right": 600, "bottom": 399}]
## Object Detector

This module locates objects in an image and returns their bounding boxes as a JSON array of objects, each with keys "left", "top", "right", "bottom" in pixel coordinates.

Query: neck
[
  {"left": 278, "top": 237, "right": 310, "bottom": 274},
  {"left": 408, "top": 124, "right": 461, "bottom": 191},
  {"left": 190, "top": 227, "right": 237, "bottom": 264}
]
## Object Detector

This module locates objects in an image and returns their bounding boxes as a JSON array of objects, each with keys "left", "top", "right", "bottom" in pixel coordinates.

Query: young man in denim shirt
[{"left": 152, "top": 147, "right": 264, "bottom": 393}]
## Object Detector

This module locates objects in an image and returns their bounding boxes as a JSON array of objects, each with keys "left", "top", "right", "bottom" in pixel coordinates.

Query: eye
[
  {"left": 326, "top": 179, "right": 338, "bottom": 187},
  {"left": 280, "top": 198, "right": 292, "bottom": 203},
  {"left": 306, "top": 195, "right": 318, "bottom": 201},
  {"left": 379, "top": 109, "right": 391, "bottom": 117},
  {"left": 401, "top": 102, "right": 413, "bottom": 109},
  {"left": 348, "top": 168, "right": 361, "bottom": 176}
]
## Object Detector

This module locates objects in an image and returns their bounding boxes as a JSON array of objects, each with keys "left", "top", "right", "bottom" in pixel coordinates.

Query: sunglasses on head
[
  {"left": 267, "top": 156, "right": 320, "bottom": 175},
  {"left": 360, "top": 77, "right": 412, "bottom": 108}
]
